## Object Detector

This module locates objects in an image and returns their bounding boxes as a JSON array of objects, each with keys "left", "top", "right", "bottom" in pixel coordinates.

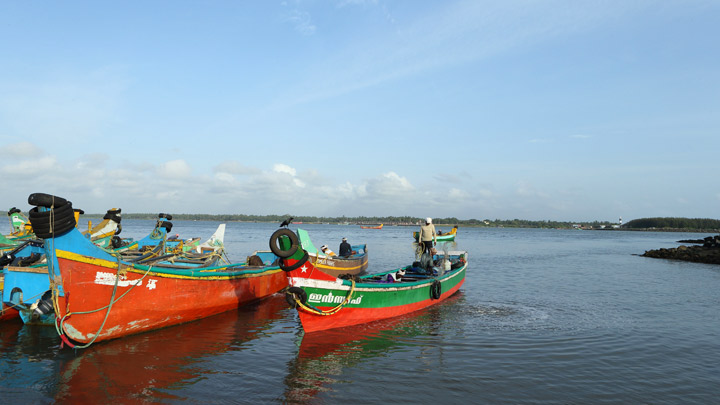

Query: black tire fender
[
  {"left": 279, "top": 250, "right": 309, "bottom": 272},
  {"left": 27, "top": 193, "right": 68, "bottom": 208},
  {"left": 269, "top": 228, "right": 299, "bottom": 258},
  {"left": 430, "top": 280, "right": 442, "bottom": 300},
  {"left": 285, "top": 287, "right": 308, "bottom": 308},
  {"left": 28, "top": 201, "right": 77, "bottom": 238}
]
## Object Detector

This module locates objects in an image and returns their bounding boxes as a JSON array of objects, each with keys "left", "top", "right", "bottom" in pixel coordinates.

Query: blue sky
[{"left": 1, "top": 0, "right": 718, "bottom": 222}]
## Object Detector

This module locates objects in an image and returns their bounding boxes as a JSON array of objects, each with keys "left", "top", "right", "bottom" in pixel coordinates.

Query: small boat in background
[
  {"left": 413, "top": 225, "right": 458, "bottom": 242},
  {"left": 257, "top": 228, "right": 368, "bottom": 277},
  {"left": 3, "top": 207, "right": 34, "bottom": 245},
  {"left": 269, "top": 228, "right": 468, "bottom": 333},
  {"left": 360, "top": 224, "right": 383, "bottom": 229},
  {"left": 297, "top": 229, "right": 368, "bottom": 276}
]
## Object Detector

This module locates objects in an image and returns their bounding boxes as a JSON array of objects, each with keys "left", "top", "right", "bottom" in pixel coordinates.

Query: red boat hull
[
  {"left": 297, "top": 278, "right": 465, "bottom": 333},
  {"left": 54, "top": 252, "right": 288, "bottom": 344},
  {"left": 0, "top": 303, "right": 20, "bottom": 322}
]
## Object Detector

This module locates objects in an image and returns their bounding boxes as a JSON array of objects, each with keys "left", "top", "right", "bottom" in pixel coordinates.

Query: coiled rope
[{"left": 290, "top": 279, "right": 356, "bottom": 316}]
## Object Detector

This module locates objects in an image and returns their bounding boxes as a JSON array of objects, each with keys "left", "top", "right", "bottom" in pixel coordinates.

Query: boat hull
[
  {"left": 306, "top": 252, "right": 369, "bottom": 276},
  {"left": 0, "top": 303, "right": 19, "bottom": 322},
  {"left": 54, "top": 250, "right": 288, "bottom": 344},
  {"left": 290, "top": 263, "right": 466, "bottom": 333},
  {"left": 2, "top": 265, "right": 53, "bottom": 324}
]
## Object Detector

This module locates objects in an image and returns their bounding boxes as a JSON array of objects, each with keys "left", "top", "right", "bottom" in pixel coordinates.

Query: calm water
[{"left": 1, "top": 221, "right": 719, "bottom": 404}]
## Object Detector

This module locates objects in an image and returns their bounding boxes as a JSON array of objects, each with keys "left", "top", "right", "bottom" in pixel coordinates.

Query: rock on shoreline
[{"left": 642, "top": 235, "right": 720, "bottom": 265}]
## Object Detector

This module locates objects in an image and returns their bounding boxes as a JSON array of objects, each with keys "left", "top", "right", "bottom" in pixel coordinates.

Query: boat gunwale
[
  {"left": 291, "top": 260, "right": 467, "bottom": 291},
  {"left": 56, "top": 249, "right": 282, "bottom": 279}
]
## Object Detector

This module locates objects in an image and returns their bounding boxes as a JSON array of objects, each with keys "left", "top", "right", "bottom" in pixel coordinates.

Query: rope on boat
[
  {"left": 2, "top": 289, "right": 46, "bottom": 311},
  {"left": 53, "top": 252, "right": 155, "bottom": 349},
  {"left": 291, "top": 279, "right": 356, "bottom": 316}
]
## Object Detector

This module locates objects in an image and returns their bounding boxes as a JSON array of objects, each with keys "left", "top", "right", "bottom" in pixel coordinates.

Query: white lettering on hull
[
  {"left": 94, "top": 272, "right": 158, "bottom": 290},
  {"left": 308, "top": 291, "right": 363, "bottom": 305}
]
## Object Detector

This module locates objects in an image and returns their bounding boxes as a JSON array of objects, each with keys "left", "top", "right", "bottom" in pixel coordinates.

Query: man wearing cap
[
  {"left": 418, "top": 217, "right": 437, "bottom": 253},
  {"left": 320, "top": 244, "right": 336, "bottom": 256},
  {"left": 338, "top": 237, "right": 353, "bottom": 257}
]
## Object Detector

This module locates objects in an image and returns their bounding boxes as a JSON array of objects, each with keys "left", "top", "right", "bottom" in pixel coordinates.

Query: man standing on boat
[{"left": 418, "top": 218, "right": 437, "bottom": 253}]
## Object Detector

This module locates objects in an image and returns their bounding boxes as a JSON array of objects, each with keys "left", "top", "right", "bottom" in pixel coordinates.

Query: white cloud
[
  {"left": 213, "top": 161, "right": 259, "bottom": 176},
  {"left": 159, "top": 160, "right": 192, "bottom": 179},
  {"left": 0, "top": 155, "right": 57, "bottom": 176},
  {"left": 448, "top": 188, "right": 469, "bottom": 199},
  {"left": 0, "top": 141, "right": 43, "bottom": 158},
  {"left": 273, "top": 163, "right": 297, "bottom": 176}
]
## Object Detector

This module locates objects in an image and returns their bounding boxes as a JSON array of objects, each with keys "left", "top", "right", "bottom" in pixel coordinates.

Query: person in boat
[
  {"left": 338, "top": 237, "right": 355, "bottom": 257},
  {"left": 418, "top": 217, "right": 437, "bottom": 253},
  {"left": 320, "top": 245, "right": 336, "bottom": 256}
]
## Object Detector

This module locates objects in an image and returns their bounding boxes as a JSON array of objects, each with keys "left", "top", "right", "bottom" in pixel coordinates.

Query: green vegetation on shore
[
  {"left": 5, "top": 210, "right": 716, "bottom": 231},
  {"left": 72, "top": 213, "right": 622, "bottom": 229},
  {"left": 623, "top": 217, "right": 720, "bottom": 231}
]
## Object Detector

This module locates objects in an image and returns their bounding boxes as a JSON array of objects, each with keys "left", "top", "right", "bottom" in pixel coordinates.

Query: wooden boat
[
  {"left": 1, "top": 239, "right": 49, "bottom": 324},
  {"left": 4, "top": 207, "right": 34, "bottom": 242},
  {"left": 109, "top": 213, "right": 173, "bottom": 253},
  {"left": 0, "top": 269, "right": 20, "bottom": 322},
  {"left": 2, "top": 205, "right": 93, "bottom": 251},
  {"left": 360, "top": 223, "right": 383, "bottom": 229},
  {"left": 26, "top": 193, "right": 288, "bottom": 346},
  {"left": 1, "top": 208, "right": 123, "bottom": 325},
  {"left": 0, "top": 301, "right": 19, "bottom": 322},
  {"left": 254, "top": 228, "right": 368, "bottom": 277},
  {"left": 115, "top": 216, "right": 228, "bottom": 267},
  {"left": 297, "top": 229, "right": 368, "bottom": 276},
  {"left": 413, "top": 225, "right": 458, "bottom": 242},
  {"left": 269, "top": 228, "right": 468, "bottom": 333},
  {"left": 80, "top": 208, "right": 122, "bottom": 249}
]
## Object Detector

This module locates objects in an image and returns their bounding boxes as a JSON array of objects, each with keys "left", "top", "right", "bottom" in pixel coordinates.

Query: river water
[{"left": 1, "top": 221, "right": 719, "bottom": 404}]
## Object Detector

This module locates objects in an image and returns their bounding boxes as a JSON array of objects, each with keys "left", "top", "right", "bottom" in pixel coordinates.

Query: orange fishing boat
[{"left": 27, "top": 193, "right": 288, "bottom": 347}]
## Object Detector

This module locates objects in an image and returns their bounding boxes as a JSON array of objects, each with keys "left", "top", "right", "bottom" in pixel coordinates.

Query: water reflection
[
  {"left": 53, "top": 295, "right": 288, "bottom": 403},
  {"left": 283, "top": 293, "right": 462, "bottom": 402}
]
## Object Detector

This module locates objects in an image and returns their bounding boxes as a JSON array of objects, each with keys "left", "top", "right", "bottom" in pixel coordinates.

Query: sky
[{"left": 1, "top": 0, "right": 718, "bottom": 222}]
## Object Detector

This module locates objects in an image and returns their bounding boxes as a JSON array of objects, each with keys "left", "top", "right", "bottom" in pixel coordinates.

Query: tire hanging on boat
[
  {"left": 27, "top": 193, "right": 69, "bottom": 208},
  {"left": 158, "top": 221, "right": 173, "bottom": 232},
  {"left": 285, "top": 287, "right": 308, "bottom": 308},
  {"left": 269, "top": 228, "right": 300, "bottom": 258},
  {"left": 28, "top": 198, "right": 76, "bottom": 239},
  {"left": 279, "top": 250, "right": 309, "bottom": 272},
  {"left": 103, "top": 209, "right": 122, "bottom": 223},
  {"left": 430, "top": 280, "right": 442, "bottom": 300}
]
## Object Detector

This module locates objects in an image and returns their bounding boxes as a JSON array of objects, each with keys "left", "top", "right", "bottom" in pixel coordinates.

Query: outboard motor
[
  {"left": 0, "top": 252, "right": 14, "bottom": 267},
  {"left": 32, "top": 290, "right": 54, "bottom": 319}
]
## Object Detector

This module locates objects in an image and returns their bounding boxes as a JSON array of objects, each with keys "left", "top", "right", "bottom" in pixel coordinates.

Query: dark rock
[{"left": 642, "top": 244, "right": 720, "bottom": 265}]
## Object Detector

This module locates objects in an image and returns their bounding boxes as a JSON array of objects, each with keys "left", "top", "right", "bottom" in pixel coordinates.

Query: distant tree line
[
  {"left": 623, "top": 217, "right": 720, "bottom": 231},
  {"left": 4, "top": 209, "right": 715, "bottom": 230},
  {"left": 86, "top": 213, "right": 620, "bottom": 229}
]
